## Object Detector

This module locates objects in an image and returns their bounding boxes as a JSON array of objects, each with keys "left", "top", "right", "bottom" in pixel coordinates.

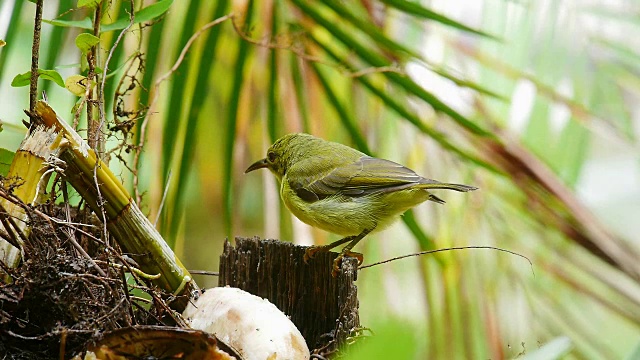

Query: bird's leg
[
  {"left": 304, "top": 228, "right": 374, "bottom": 276},
  {"left": 330, "top": 228, "right": 372, "bottom": 277},
  {"left": 304, "top": 236, "right": 355, "bottom": 263}
]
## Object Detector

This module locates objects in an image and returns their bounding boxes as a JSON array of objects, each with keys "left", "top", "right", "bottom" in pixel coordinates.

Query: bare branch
[
  {"left": 230, "top": 16, "right": 403, "bottom": 78},
  {"left": 87, "top": 3, "right": 103, "bottom": 156},
  {"left": 28, "top": 0, "right": 44, "bottom": 116},
  {"left": 99, "top": 0, "right": 136, "bottom": 147},
  {"left": 359, "top": 245, "right": 534, "bottom": 276}
]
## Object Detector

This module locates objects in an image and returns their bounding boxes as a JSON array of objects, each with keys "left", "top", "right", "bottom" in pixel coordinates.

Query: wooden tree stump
[{"left": 218, "top": 237, "right": 360, "bottom": 353}]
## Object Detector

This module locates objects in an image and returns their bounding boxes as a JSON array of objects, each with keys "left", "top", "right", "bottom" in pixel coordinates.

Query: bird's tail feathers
[
  {"left": 419, "top": 182, "right": 478, "bottom": 193},
  {"left": 428, "top": 194, "right": 446, "bottom": 204}
]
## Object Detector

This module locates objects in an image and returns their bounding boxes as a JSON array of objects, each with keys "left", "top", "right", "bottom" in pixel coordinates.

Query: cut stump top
[{"left": 218, "top": 237, "right": 360, "bottom": 353}]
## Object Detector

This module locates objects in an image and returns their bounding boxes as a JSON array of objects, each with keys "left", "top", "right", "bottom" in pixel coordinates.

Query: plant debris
[{"left": 0, "top": 187, "right": 183, "bottom": 359}]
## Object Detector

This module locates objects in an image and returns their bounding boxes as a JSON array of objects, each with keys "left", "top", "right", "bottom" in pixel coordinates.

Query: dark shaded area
[
  {"left": 89, "top": 325, "right": 239, "bottom": 359},
  {"left": 0, "top": 199, "right": 176, "bottom": 359},
  {"left": 219, "top": 237, "right": 362, "bottom": 357}
]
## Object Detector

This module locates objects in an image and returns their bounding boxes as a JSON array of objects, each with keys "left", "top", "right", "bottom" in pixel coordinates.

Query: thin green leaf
[
  {"left": 289, "top": 52, "right": 311, "bottom": 133},
  {"left": 446, "top": 269, "right": 464, "bottom": 355},
  {"left": 267, "top": 0, "right": 281, "bottom": 143},
  {"left": 136, "top": 4, "right": 167, "bottom": 205},
  {"left": 0, "top": 149, "right": 14, "bottom": 177},
  {"left": 55, "top": 63, "right": 82, "bottom": 69},
  {"left": 100, "top": 18, "right": 130, "bottom": 33},
  {"left": 77, "top": 0, "right": 100, "bottom": 9},
  {"left": 323, "top": 0, "right": 418, "bottom": 59},
  {"left": 132, "top": 0, "right": 174, "bottom": 22},
  {"left": 139, "top": 14, "right": 166, "bottom": 108},
  {"left": 38, "top": 69, "right": 65, "bottom": 87},
  {"left": 425, "top": 263, "right": 445, "bottom": 357},
  {"left": 75, "top": 33, "right": 100, "bottom": 53},
  {"left": 10, "top": 72, "right": 30, "bottom": 87},
  {"left": 554, "top": 119, "right": 589, "bottom": 187},
  {"left": 161, "top": 0, "right": 202, "bottom": 244},
  {"left": 298, "top": 0, "right": 504, "bottom": 103},
  {"left": 291, "top": 0, "right": 494, "bottom": 138},
  {"left": 170, "top": 0, "right": 230, "bottom": 246},
  {"left": 11, "top": 69, "right": 65, "bottom": 88},
  {"left": 102, "top": 0, "right": 174, "bottom": 32},
  {"left": 549, "top": 61, "right": 591, "bottom": 186},
  {"left": 309, "top": 32, "right": 500, "bottom": 174},
  {"left": 593, "top": 64, "right": 636, "bottom": 140},
  {"left": 0, "top": 2, "right": 24, "bottom": 84},
  {"left": 427, "top": 64, "right": 506, "bottom": 100},
  {"left": 378, "top": 0, "right": 498, "bottom": 39},
  {"left": 44, "top": 1, "right": 173, "bottom": 32},
  {"left": 223, "top": 0, "right": 256, "bottom": 237},
  {"left": 386, "top": 70, "right": 493, "bottom": 137},
  {"left": 43, "top": 17, "right": 94, "bottom": 29},
  {"left": 523, "top": 98, "right": 552, "bottom": 160}
]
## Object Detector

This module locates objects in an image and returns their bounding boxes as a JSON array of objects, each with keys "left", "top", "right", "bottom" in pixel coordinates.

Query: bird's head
[{"left": 245, "top": 133, "right": 317, "bottom": 180}]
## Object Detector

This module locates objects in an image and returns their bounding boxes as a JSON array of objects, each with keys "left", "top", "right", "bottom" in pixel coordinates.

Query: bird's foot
[
  {"left": 331, "top": 251, "right": 364, "bottom": 277},
  {"left": 303, "top": 244, "right": 331, "bottom": 264}
]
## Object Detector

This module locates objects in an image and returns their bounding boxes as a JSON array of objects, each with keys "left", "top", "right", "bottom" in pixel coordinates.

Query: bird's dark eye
[{"left": 267, "top": 151, "right": 276, "bottom": 162}]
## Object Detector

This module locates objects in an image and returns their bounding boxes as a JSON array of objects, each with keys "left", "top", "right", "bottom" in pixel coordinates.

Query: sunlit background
[{"left": 1, "top": 0, "right": 639, "bottom": 358}]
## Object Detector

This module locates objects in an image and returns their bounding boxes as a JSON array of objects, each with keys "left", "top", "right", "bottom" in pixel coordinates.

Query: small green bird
[{"left": 245, "top": 133, "right": 477, "bottom": 276}]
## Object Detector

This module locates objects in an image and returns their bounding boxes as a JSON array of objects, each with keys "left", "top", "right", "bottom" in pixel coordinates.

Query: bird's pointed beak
[{"left": 245, "top": 158, "right": 269, "bottom": 173}]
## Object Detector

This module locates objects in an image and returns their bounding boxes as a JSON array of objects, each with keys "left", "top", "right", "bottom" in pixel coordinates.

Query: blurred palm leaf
[{"left": 1, "top": 0, "right": 639, "bottom": 358}]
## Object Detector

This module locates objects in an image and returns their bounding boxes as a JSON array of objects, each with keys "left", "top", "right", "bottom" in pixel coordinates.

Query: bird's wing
[{"left": 287, "top": 156, "right": 438, "bottom": 202}]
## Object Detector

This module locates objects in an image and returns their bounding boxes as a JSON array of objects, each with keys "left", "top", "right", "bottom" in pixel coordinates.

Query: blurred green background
[{"left": 1, "top": 0, "right": 640, "bottom": 358}]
